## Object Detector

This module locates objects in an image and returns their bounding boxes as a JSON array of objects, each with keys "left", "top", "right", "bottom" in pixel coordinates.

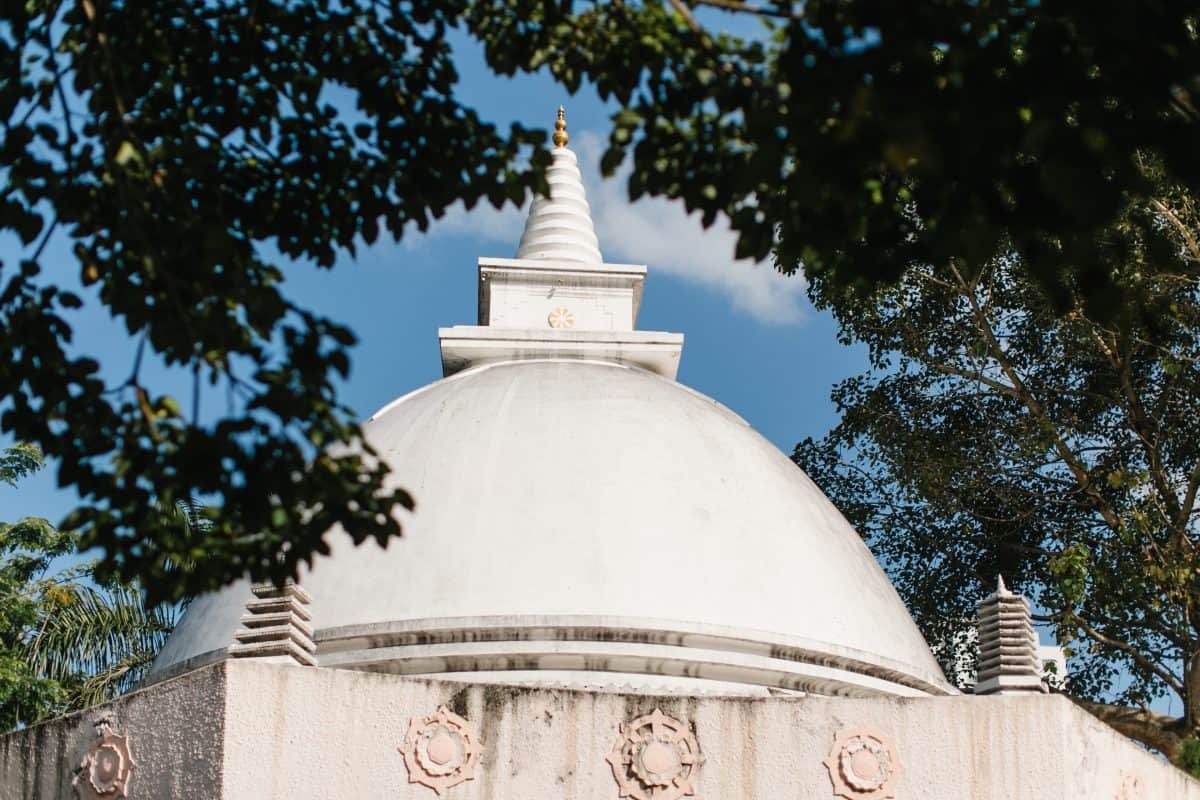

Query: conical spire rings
[{"left": 515, "top": 108, "right": 603, "bottom": 264}]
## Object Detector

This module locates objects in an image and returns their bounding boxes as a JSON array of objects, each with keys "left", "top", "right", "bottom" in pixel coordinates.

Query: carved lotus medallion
[
  {"left": 823, "top": 727, "right": 902, "bottom": 800},
  {"left": 74, "top": 721, "right": 135, "bottom": 800},
  {"left": 400, "top": 705, "right": 481, "bottom": 796},
  {"left": 606, "top": 708, "right": 703, "bottom": 800}
]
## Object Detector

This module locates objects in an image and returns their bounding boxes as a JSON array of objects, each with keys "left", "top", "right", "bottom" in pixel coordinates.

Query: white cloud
[
  {"left": 412, "top": 131, "right": 806, "bottom": 325},
  {"left": 417, "top": 197, "right": 526, "bottom": 246}
]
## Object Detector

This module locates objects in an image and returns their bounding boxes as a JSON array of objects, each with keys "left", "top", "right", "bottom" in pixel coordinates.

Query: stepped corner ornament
[
  {"left": 973, "top": 576, "right": 1048, "bottom": 695},
  {"left": 400, "top": 705, "right": 482, "bottom": 796},
  {"left": 605, "top": 708, "right": 703, "bottom": 800},
  {"left": 74, "top": 721, "right": 135, "bottom": 800},
  {"left": 823, "top": 727, "right": 902, "bottom": 800}
]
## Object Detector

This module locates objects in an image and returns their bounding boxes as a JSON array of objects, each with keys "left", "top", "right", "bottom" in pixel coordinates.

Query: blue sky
[{"left": 0, "top": 33, "right": 866, "bottom": 524}]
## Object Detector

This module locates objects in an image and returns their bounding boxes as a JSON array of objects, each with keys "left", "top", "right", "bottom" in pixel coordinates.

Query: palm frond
[
  {"left": 27, "top": 585, "right": 178, "bottom": 703},
  {"left": 68, "top": 649, "right": 160, "bottom": 709}
]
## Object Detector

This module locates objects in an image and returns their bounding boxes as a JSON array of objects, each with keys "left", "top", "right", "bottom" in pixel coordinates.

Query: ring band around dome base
[{"left": 310, "top": 615, "right": 952, "bottom": 697}]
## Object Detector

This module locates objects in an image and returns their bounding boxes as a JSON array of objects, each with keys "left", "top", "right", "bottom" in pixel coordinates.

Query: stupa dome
[
  {"left": 152, "top": 358, "right": 951, "bottom": 696},
  {"left": 149, "top": 110, "right": 953, "bottom": 698}
]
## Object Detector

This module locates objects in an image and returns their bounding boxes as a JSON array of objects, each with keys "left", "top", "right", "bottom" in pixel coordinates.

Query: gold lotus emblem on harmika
[{"left": 547, "top": 307, "right": 575, "bottom": 329}]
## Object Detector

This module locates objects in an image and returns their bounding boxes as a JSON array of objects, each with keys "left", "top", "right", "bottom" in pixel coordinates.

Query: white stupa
[
  {"left": 147, "top": 107, "right": 952, "bottom": 699},
  {"left": 7, "top": 110, "right": 1195, "bottom": 800}
]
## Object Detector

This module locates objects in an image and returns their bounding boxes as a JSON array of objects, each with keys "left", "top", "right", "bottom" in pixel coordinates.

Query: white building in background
[{"left": 2, "top": 110, "right": 1196, "bottom": 800}]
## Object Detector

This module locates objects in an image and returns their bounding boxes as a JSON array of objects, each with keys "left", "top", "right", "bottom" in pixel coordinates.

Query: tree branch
[
  {"left": 947, "top": 263, "right": 1126, "bottom": 534},
  {"left": 688, "top": 0, "right": 805, "bottom": 19},
  {"left": 668, "top": 0, "right": 705, "bottom": 34},
  {"left": 1152, "top": 197, "right": 1200, "bottom": 264},
  {"left": 929, "top": 362, "right": 1021, "bottom": 398},
  {"left": 1074, "top": 616, "right": 1185, "bottom": 695},
  {"left": 1095, "top": 323, "right": 1187, "bottom": 539},
  {"left": 1181, "top": 461, "right": 1200, "bottom": 537}
]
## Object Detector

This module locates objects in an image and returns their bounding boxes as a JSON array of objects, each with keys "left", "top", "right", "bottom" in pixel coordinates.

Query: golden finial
[{"left": 552, "top": 105, "right": 569, "bottom": 148}]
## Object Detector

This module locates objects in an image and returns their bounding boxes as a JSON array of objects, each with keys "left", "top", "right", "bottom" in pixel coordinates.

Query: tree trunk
[{"left": 1187, "top": 650, "right": 1200, "bottom": 733}]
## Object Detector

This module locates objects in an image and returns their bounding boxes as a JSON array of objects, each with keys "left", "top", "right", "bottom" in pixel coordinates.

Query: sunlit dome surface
[{"left": 151, "top": 359, "right": 952, "bottom": 696}]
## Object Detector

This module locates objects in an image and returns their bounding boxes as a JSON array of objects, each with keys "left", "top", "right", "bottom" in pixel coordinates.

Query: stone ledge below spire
[{"left": 438, "top": 327, "right": 684, "bottom": 379}]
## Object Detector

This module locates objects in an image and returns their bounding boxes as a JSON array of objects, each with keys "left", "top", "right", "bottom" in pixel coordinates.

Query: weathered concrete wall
[
  {"left": 0, "top": 661, "right": 225, "bottom": 798},
  {"left": 3, "top": 660, "right": 1198, "bottom": 799},
  {"left": 222, "top": 661, "right": 1199, "bottom": 799}
]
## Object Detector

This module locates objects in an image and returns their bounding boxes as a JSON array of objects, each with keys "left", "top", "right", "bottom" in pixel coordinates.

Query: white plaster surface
[
  {"left": 4, "top": 661, "right": 1198, "bottom": 799},
  {"left": 478, "top": 257, "right": 646, "bottom": 331},
  {"left": 446, "top": 255, "right": 678, "bottom": 377},
  {"left": 149, "top": 359, "right": 951, "bottom": 695}
]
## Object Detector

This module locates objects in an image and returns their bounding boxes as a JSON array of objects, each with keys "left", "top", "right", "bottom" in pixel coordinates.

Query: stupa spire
[
  {"left": 515, "top": 106, "right": 603, "bottom": 264},
  {"left": 439, "top": 108, "right": 681, "bottom": 379}
]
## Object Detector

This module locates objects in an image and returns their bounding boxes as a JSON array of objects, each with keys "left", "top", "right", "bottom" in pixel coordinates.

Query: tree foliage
[
  {"left": 0, "top": 445, "right": 178, "bottom": 729},
  {"left": 488, "top": 0, "right": 1200, "bottom": 310},
  {"left": 2, "top": 1, "right": 1197, "bottom": 599},
  {"left": 793, "top": 165, "right": 1200, "bottom": 760},
  {"left": 27, "top": 583, "right": 177, "bottom": 712}
]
